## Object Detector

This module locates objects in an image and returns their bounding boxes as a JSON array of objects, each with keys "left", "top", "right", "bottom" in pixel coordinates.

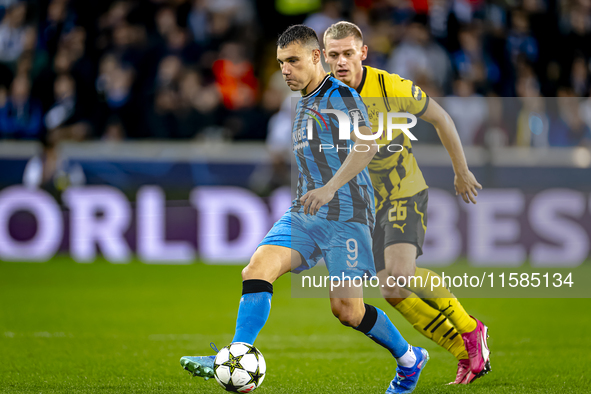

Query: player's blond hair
[{"left": 323, "top": 21, "right": 363, "bottom": 47}]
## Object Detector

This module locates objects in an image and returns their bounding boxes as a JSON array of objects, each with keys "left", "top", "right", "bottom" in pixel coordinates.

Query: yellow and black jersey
[{"left": 356, "top": 65, "right": 429, "bottom": 212}]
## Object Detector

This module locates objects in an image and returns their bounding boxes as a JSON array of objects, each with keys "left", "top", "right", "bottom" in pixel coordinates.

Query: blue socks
[
  {"left": 232, "top": 279, "right": 273, "bottom": 345},
  {"left": 355, "top": 304, "right": 409, "bottom": 358},
  {"left": 232, "top": 284, "right": 408, "bottom": 362}
]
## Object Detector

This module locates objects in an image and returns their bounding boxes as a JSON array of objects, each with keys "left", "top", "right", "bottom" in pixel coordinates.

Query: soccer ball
[{"left": 213, "top": 343, "right": 266, "bottom": 393}]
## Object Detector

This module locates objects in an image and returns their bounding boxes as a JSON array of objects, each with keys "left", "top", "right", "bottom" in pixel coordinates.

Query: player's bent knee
[
  {"left": 242, "top": 254, "right": 268, "bottom": 281},
  {"left": 387, "top": 266, "right": 416, "bottom": 288},
  {"left": 331, "top": 302, "right": 364, "bottom": 327},
  {"left": 377, "top": 269, "right": 406, "bottom": 298},
  {"left": 384, "top": 244, "right": 417, "bottom": 282},
  {"left": 379, "top": 283, "right": 406, "bottom": 300},
  {"left": 243, "top": 246, "right": 290, "bottom": 283},
  {"left": 339, "top": 310, "right": 364, "bottom": 327},
  {"left": 241, "top": 265, "right": 251, "bottom": 281}
]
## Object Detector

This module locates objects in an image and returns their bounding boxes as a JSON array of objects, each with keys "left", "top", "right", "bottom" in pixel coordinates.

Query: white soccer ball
[{"left": 214, "top": 343, "right": 266, "bottom": 393}]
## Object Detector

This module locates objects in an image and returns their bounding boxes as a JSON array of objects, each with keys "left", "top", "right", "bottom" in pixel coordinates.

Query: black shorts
[{"left": 373, "top": 189, "right": 428, "bottom": 273}]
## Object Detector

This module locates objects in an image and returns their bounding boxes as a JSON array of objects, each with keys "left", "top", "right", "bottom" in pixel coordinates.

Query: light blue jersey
[{"left": 260, "top": 75, "right": 376, "bottom": 278}]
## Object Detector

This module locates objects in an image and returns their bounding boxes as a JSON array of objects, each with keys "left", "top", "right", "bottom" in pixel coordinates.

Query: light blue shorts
[{"left": 259, "top": 210, "right": 375, "bottom": 278}]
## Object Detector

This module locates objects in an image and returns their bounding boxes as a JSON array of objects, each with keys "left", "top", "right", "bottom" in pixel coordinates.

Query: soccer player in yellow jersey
[{"left": 323, "top": 21, "right": 490, "bottom": 385}]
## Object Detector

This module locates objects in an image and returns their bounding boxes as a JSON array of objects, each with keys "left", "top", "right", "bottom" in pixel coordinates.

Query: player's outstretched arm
[
  {"left": 300, "top": 125, "right": 377, "bottom": 214},
  {"left": 420, "top": 98, "right": 482, "bottom": 204}
]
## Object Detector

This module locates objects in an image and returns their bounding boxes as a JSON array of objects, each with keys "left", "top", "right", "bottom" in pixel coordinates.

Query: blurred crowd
[{"left": 1, "top": 0, "right": 591, "bottom": 150}]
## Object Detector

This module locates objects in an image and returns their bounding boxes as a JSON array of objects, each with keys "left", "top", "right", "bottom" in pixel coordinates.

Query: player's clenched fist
[{"left": 300, "top": 186, "right": 336, "bottom": 215}]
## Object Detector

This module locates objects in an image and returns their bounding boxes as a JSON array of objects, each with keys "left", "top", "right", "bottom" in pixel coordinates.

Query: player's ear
[
  {"left": 361, "top": 45, "right": 368, "bottom": 61},
  {"left": 312, "top": 48, "right": 321, "bottom": 64},
  {"left": 322, "top": 48, "right": 327, "bottom": 62}
]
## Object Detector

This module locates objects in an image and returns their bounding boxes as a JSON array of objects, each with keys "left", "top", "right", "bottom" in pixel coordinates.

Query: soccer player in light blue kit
[{"left": 180, "top": 25, "right": 429, "bottom": 393}]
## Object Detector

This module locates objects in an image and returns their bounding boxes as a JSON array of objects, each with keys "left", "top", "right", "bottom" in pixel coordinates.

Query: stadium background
[{"left": 1, "top": 0, "right": 591, "bottom": 393}]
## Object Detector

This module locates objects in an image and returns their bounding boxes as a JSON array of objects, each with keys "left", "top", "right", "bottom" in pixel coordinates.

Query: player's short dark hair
[{"left": 277, "top": 25, "right": 320, "bottom": 50}]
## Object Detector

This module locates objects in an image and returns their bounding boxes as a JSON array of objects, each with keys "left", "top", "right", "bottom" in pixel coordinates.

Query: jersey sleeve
[
  {"left": 331, "top": 86, "right": 371, "bottom": 133},
  {"left": 388, "top": 74, "right": 430, "bottom": 117}
]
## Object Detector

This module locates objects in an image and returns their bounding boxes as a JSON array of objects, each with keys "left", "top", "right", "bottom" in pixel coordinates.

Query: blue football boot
[
  {"left": 386, "top": 346, "right": 429, "bottom": 394},
  {"left": 180, "top": 343, "right": 218, "bottom": 380}
]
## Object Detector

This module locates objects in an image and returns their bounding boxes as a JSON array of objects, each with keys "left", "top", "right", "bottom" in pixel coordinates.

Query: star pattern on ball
[
  {"left": 246, "top": 367, "right": 264, "bottom": 385},
  {"left": 244, "top": 347, "right": 263, "bottom": 385},
  {"left": 222, "top": 379, "right": 240, "bottom": 392},
  {"left": 214, "top": 344, "right": 265, "bottom": 392},
  {"left": 223, "top": 354, "right": 244, "bottom": 375},
  {"left": 245, "top": 346, "right": 259, "bottom": 356}
]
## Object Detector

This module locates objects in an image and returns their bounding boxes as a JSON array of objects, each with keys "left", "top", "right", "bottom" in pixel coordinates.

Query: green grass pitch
[{"left": 1, "top": 257, "right": 590, "bottom": 393}]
